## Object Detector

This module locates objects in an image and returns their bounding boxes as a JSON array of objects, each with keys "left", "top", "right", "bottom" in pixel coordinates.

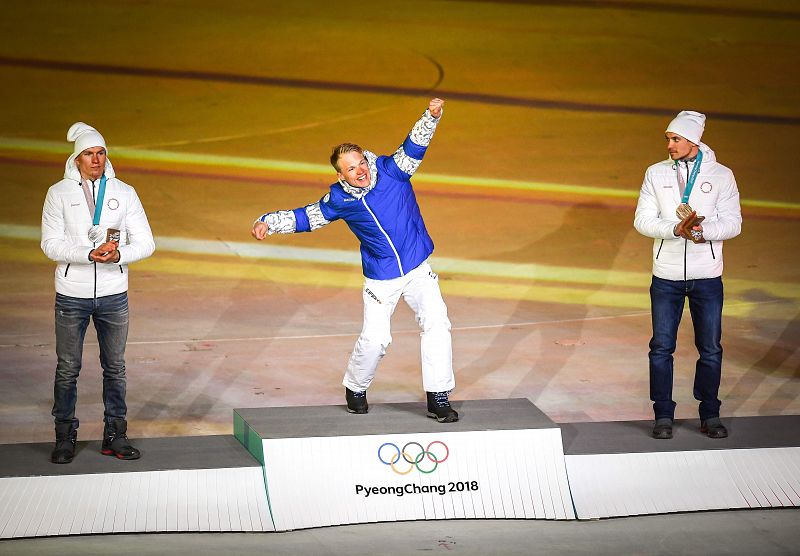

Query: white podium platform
[
  {"left": 234, "top": 398, "right": 576, "bottom": 530},
  {"left": 0, "top": 436, "right": 272, "bottom": 538},
  {"left": 561, "top": 416, "right": 800, "bottom": 519}
]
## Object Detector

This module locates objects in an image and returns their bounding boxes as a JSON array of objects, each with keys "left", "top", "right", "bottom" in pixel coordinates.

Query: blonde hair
[{"left": 330, "top": 143, "right": 363, "bottom": 171}]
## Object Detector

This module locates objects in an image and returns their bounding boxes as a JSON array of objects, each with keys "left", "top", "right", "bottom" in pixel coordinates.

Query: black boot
[
  {"left": 101, "top": 419, "right": 141, "bottom": 460},
  {"left": 345, "top": 388, "right": 369, "bottom": 414},
  {"left": 652, "top": 418, "right": 673, "bottom": 439},
  {"left": 426, "top": 391, "right": 459, "bottom": 423},
  {"left": 701, "top": 417, "right": 728, "bottom": 439},
  {"left": 51, "top": 424, "right": 77, "bottom": 464}
]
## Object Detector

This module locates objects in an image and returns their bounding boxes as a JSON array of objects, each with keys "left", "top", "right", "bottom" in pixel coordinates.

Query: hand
[
  {"left": 90, "top": 241, "right": 119, "bottom": 263},
  {"left": 674, "top": 211, "right": 697, "bottom": 240},
  {"left": 429, "top": 98, "right": 444, "bottom": 118},
  {"left": 674, "top": 211, "right": 706, "bottom": 242},
  {"left": 252, "top": 221, "right": 268, "bottom": 240}
]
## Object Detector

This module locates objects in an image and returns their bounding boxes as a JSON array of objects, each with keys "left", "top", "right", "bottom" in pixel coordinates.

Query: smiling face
[
  {"left": 336, "top": 150, "right": 371, "bottom": 188},
  {"left": 665, "top": 132, "right": 698, "bottom": 161},
  {"left": 74, "top": 146, "right": 107, "bottom": 180}
]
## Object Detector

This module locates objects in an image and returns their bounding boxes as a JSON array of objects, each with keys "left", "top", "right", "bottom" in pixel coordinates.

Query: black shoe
[
  {"left": 345, "top": 388, "right": 368, "bottom": 414},
  {"left": 426, "top": 391, "right": 459, "bottom": 423},
  {"left": 701, "top": 417, "right": 728, "bottom": 439},
  {"left": 51, "top": 427, "right": 77, "bottom": 464},
  {"left": 652, "top": 418, "right": 673, "bottom": 439},
  {"left": 101, "top": 419, "right": 141, "bottom": 460}
]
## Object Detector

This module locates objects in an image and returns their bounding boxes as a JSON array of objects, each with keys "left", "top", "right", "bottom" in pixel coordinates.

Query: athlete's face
[
  {"left": 75, "top": 146, "right": 107, "bottom": 180},
  {"left": 336, "top": 151, "right": 371, "bottom": 188},
  {"left": 665, "top": 132, "right": 698, "bottom": 161}
]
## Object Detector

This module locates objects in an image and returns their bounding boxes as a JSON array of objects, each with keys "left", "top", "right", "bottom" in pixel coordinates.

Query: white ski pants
[{"left": 342, "top": 261, "right": 455, "bottom": 394}]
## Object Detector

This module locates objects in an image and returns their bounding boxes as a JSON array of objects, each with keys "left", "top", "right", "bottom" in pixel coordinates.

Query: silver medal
[{"left": 88, "top": 225, "right": 105, "bottom": 243}]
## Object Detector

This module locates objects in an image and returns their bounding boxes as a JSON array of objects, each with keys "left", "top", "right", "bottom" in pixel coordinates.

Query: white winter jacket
[
  {"left": 41, "top": 155, "right": 155, "bottom": 298},
  {"left": 634, "top": 143, "right": 741, "bottom": 281}
]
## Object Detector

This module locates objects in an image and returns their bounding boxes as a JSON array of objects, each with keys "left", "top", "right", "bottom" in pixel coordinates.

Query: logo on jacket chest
[
  {"left": 107, "top": 198, "right": 120, "bottom": 210},
  {"left": 700, "top": 182, "right": 712, "bottom": 193}
]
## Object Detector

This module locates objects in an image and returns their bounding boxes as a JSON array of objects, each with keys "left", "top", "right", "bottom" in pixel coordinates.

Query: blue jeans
[
  {"left": 649, "top": 276, "right": 723, "bottom": 421},
  {"left": 53, "top": 292, "right": 129, "bottom": 433}
]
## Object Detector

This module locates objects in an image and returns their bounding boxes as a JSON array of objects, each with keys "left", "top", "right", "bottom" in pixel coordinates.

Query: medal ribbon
[
  {"left": 678, "top": 149, "right": 703, "bottom": 204},
  {"left": 92, "top": 175, "right": 107, "bottom": 226}
]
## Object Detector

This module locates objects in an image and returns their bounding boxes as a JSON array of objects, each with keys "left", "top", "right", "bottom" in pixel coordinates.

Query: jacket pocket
[
  {"left": 64, "top": 263, "right": 71, "bottom": 277},
  {"left": 655, "top": 239, "right": 664, "bottom": 259}
]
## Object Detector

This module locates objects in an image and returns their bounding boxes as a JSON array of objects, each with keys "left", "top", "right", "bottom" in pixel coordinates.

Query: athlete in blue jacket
[{"left": 252, "top": 98, "right": 457, "bottom": 422}]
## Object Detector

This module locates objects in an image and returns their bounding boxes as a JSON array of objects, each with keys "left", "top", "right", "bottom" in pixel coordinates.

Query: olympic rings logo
[{"left": 377, "top": 441, "right": 449, "bottom": 475}]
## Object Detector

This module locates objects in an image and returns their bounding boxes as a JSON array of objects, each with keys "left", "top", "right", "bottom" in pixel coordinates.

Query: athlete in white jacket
[
  {"left": 634, "top": 110, "right": 741, "bottom": 440},
  {"left": 41, "top": 123, "right": 155, "bottom": 463}
]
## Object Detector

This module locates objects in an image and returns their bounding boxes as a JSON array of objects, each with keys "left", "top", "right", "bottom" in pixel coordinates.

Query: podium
[
  {"left": 234, "top": 398, "right": 576, "bottom": 530},
  {"left": 2, "top": 403, "right": 796, "bottom": 538},
  {"left": 0, "top": 436, "right": 272, "bottom": 538}
]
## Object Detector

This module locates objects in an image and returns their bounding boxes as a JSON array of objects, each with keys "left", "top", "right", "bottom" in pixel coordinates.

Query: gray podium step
[
  {"left": 561, "top": 415, "right": 800, "bottom": 455},
  {"left": 0, "top": 435, "right": 260, "bottom": 478},
  {"left": 235, "top": 397, "right": 557, "bottom": 441}
]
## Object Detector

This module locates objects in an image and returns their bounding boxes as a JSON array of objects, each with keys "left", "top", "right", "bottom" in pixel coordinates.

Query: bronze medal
[{"left": 676, "top": 203, "right": 694, "bottom": 220}]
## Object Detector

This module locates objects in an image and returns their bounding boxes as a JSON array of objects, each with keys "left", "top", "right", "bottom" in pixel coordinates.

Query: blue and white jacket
[{"left": 259, "top": 109, "right": 441, "bottom": 280}]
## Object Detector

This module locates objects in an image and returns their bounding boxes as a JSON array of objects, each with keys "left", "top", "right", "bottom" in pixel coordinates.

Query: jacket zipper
[
  {"left": 361, "top": 197, "right": 404, "bottom": 276},
  {"left": 92, "top": 179, "right": 97, "bottom": 300},
  {"left": 683, "top": 239, "right": 688, "bottom": 283},
  {"left": 682, "top": 162, "right": 689, "bottom": 284},
  {"left": 709, "top": 241, "right": 715, "bottom": 259},
  {"left": 655, "top": 239, "right": 664, "bottom": 259},
  {"left": 64, "top": 263, "right": 71, "bottom": 277}
]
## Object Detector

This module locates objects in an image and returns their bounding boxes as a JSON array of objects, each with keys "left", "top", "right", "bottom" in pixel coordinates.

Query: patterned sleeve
[
  {"left": 258, "top": 210, "right": 296, "bottom": 234},
  {"left": 389, "top": 109, "right": 441, "bottom": 180},
  {"left": 304, "top": 202, "right": 331, "bottom": 231},
  {"left": 257, "top": 198, "right": 332, "bottom": 235}
]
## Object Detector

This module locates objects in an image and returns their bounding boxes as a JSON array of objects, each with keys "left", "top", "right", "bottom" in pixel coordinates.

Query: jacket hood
[
  {"left": 698, "top": 142, "right": 716, "bottom": 163},
  {"left": 64, "top": 153, "right": 116, "bottom": 182}
]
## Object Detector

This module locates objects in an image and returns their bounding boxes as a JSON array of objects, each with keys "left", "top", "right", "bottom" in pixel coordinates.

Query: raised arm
[{"left": 385, "top": 98, "right": 443, "bottom": 181}]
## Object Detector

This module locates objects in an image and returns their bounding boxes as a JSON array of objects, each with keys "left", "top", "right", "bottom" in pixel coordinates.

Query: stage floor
[{"left": 0, "top": 0, "right": 797, "bottom": 450}]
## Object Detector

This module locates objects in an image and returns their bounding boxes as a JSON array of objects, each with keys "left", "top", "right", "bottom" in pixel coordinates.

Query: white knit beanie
[
  {"left": 67, "top": 122, "right": 106, "bottom": 155},
  {"left": 666, "top": 110, "right": 706, "bottom": 145}
]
